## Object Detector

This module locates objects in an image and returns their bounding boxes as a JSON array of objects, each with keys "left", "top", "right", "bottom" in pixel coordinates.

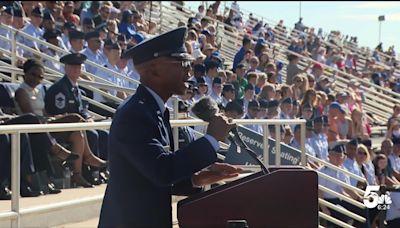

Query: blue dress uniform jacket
[
  {"left": 98, "top": 85, "right": 217, "bottom": 227},
  {"left": 44, "top": 75, "right": 90, "bottom": 119}
]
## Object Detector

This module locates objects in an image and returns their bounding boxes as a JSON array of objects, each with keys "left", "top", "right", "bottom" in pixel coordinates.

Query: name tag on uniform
[{"left": 68, "top": 100, "right": 75, "bottom": 104}]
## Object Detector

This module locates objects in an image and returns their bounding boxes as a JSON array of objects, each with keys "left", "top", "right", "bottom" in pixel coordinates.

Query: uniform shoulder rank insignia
[
  {"left": 139, "top": 100, "right": 144, "bottom": 104},
  {"left": 55, "top": 92, "right": 66, "bottom": 109}
]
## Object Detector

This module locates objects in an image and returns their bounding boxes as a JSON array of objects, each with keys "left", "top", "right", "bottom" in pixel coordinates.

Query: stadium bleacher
[{"left": 0, "top": 1, "right": 399, "bottom": 227}]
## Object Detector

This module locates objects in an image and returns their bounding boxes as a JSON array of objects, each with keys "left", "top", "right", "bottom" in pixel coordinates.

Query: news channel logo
[{"left": 363, "top": 186, "right": 392, "bottom": 210}]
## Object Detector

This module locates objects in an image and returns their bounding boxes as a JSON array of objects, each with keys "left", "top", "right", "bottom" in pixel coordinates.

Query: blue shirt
[
  {"left": 0, "top": 25, "right": 11, "bottom": 53},
  {"left": 144, "top": 86, "right": 220, "bottom": 152},
  {"left": 312, "top": 133, "right": 329, "bottom": 161},
  {"left": 318, "top": 166, "right": 351, "bottom": 199},
  {"left": 81, "top": 47, "right": 106, "bottom": 75},
  {"left": 343, "top": 158, "right": 364, "bottom": 187},
  {"left": 18, "top": 22, "right": 43, "bottom": 57},
  {"left": 233, "top": 47, "right": 245, "bottom": 71},
  {"left": 118, "top": 23, "right": 137, "bottom": 39}
]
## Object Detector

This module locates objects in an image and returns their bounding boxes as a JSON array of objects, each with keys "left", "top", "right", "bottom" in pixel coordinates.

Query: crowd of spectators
[
  {"left": 0, "top": 1, "right": 157, "bottom": 199},
  {"left": 0, "top": 1, "right": 399, "bottom": 226},
  {"left": 170, "top": 1, "right": 400, "bottom": 226}
]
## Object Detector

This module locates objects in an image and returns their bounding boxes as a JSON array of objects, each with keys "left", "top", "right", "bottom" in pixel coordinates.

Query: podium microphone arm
[{"left": 228, "top": 128, "right": 270, "bottom": 174}]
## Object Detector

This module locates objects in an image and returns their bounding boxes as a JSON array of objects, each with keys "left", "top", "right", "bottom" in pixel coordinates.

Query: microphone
[{"left": 191, "top": 97, "right": 269, "bottom": 174}]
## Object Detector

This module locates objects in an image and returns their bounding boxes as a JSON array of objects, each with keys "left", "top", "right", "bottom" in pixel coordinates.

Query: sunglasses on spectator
[{"left": 167, "top": 60, "right": 192, "bottom": 68}]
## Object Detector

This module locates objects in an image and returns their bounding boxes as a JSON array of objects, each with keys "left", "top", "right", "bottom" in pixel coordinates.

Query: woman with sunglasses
[{"left": 14, "top": 59, "right": 107, "bottom": 188}]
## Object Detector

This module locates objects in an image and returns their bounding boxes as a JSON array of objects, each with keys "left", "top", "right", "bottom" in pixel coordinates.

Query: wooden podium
[{"left": 177, "top": 166, "right": 319, "bottom": 228}]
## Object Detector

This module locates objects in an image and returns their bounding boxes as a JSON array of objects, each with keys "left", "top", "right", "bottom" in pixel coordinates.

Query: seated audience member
[
  {"left": 44, "top": 54, "right": 109, "bottom": 186},
  {"left": 223, "top": 101, "right": 244, "bottom": 119},
  {"left": 279, "top": 97, "right": 293, "bottom": 120},
  {"left": 15, "top": 59, "right": 108, "bottom": 187},
  {"left": 193, "top": 76, "right": 208, "bottom": 101},
  {"left": 312, "top": 116, "right": 329, "bottom": 161},
  {"left": 243, "top": 100, "right": 262, "bottom": 134},
  {"left": 318, "top": 143, "right": 365, "bottom": 226},
  {"left": 210, "top": 77, "right": 223, "bottom": 104},
  {"left": 221, "top": 84, "right": 236, "bottom": 108}
]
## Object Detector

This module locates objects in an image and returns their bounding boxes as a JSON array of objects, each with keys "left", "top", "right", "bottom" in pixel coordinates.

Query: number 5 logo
[{"left": 363, "top": 186, "right": 380, "bottom": 209}]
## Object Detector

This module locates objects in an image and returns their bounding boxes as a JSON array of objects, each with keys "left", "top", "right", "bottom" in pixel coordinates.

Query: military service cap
[
  {"left": 31, "top": 7, "right": 43, "bottom": 18},
  {"left": 122, "top": 27, "right": 193, "bottom": 65},
  {"left": 43, "top": 29, "right": 61, "bottom": 40},
  {"left": 69, "top": 30, "right": 85, "bottom": 40}
]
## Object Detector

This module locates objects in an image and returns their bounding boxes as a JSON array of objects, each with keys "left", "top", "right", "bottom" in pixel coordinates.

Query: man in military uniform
[
  {"left": 69, "top": 30, "right": 85, "bottom": 54},
  {"left": 81, "top": 31, "right": 105, "bottom": 75},
  {"left": 318, "top": 143, "right": 367, "bottom": 227},
  {"left": 0, "top": 6, "right": 13, "bottom": 63},
  {"left": 312, "top": 116, "right": 329, "bottom": 161},
  {"left": 44, "top": 53, "right": 109, "bottom": 184},
  {"left": 17, "top": 7, "right": 43, "bottom": 58},
  {"left": 98, "top": 27, "right": 241, "bottom": 228},
  {"left": 221, "top": 83, "right": 236, "bottom": 108},
  {"left": 42, "top": 29, "right": 63, "bottom": 73}
]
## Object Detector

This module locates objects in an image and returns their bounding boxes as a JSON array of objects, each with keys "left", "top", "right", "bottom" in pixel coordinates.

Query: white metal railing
[
  {"left": 0, "top": 24, "right": 140, "bottom": 87},
  {"left": 0, "top": 118, "right": 306, "bottom": 227}
]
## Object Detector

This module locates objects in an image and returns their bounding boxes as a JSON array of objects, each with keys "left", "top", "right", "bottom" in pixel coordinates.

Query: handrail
[
  {"left": 314, "top": 168, "right": 365, "bottom": 195},
  {"left": 0, "top": 66, "right": 136, "bottom": 94},
  {"left": 160, "top": 2, "right": 397, "bottom": 125},
  {"left": 307, "top": 155, "right": 367, "bottom": 183},
  {"left": 164, "top": 2, "right": 400, "bottom": 103},
  {"left": 318, "top": 198, "right": 366, "bottom": 223},
  {"left": 318, "top": 185, "right": 365, "bottom": 209},
  {"left": 0, "top": 68, "right": 117, "bottom": 115},
  {"left": 319, "top": 212, "right": 355, "bottom": 228},
  {"left": 0, "top": 49, "right": 121, "bottom": 115},
  {"left": 6, "top": 37, "right": 128, "bottom": 102},
  {"left": 0, "top": 24, "right": 140, "bottom": 87}
]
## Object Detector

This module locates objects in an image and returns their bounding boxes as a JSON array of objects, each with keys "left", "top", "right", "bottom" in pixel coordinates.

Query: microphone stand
[{"left": 228, "top": 128, "right": 270, "bottom": 174}]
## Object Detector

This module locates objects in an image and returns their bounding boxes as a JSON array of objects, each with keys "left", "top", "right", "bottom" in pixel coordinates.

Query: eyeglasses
[{"left": 167, "top": 60, "right": 192, "bottom": 68}]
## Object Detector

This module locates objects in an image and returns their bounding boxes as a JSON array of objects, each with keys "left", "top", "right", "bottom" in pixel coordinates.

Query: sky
[{"left": 184, "top": 1, "right": 400, "bottom": 52}]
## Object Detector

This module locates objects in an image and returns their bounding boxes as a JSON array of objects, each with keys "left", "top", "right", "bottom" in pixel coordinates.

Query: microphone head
[{"left": 191, "top": 96, "right": 219, "bottom": 122}]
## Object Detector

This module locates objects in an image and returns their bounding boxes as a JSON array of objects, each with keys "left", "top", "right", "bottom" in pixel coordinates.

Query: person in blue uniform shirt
[
  {"left": 319, "top": 143, "right": 355, "bottom": 225},
  {"left": 318, "top": 142, "right": 370, "bottom": 227},
  {"left": 221, "top": 83, "right": 236, "bottom": 108},
  {"left": 81, "top": 31, "right": 105, "bottom": 75},
  {"left": 17, "top": 7, "right": 43, "bottom": 58},
  {"left": 312, "top": 115, "right": 329, "bottom": 161},
  {"left": 243, "top": 100, "right": 263, "bottom": 134},
  {"left": 343, "top": 138, "right": 365, "bottom": 187},
  {"left": 42, "top": 29, "right": 63, "bottom": 73},
  {"left": 44, "top": 53, "right": 109, "bottom": 186},
  {"left": 0, "top": 6, "right": 13, "bottom": 62},
  {"left": 98, "top": 27, "right": 242, "bottom": 228}
]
